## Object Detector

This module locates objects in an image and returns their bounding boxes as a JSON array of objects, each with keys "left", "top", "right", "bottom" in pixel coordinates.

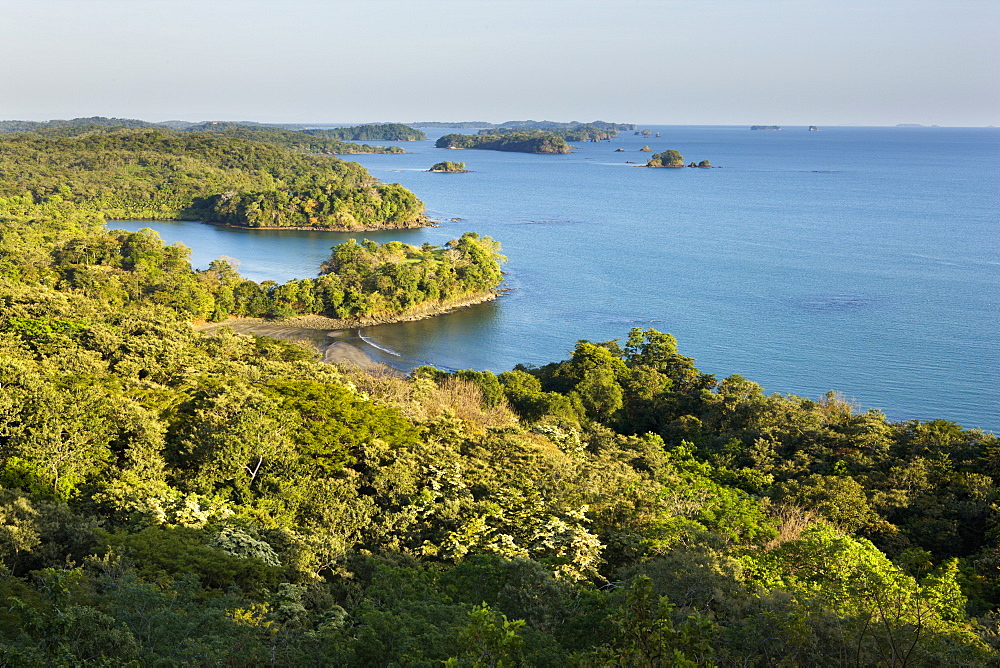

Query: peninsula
[{"left": 0, "top": 122, "right": 427, "bottom": 230}]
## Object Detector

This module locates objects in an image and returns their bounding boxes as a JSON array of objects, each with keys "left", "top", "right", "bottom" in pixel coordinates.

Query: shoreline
[
  {"left": 108, "top": 216, "right": 436, "bottom": 232},
  {"left": 194, "top": 291, "right": 498, "bottom": 367}
]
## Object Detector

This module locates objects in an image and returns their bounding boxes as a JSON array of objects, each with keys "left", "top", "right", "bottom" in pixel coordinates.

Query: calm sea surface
[{"left": 115, "top": 125, "right": 1000, "bottom": 432}]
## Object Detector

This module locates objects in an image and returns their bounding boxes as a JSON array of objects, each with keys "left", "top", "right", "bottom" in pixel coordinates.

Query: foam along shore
[{"left": 193, "top": 292, "right": 499, "bottom": 366}]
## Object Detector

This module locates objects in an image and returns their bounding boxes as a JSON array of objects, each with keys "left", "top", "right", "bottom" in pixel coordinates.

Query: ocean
[{"left": 114, "top": 125, "right": 1000, "bottom": 432}]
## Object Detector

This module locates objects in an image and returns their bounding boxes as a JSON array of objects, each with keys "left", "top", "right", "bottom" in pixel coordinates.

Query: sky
[{"left": 1, "top": 0, "right": 997, "bottom": 126}]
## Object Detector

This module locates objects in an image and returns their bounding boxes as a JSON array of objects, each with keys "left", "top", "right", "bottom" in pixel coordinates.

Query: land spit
[{"left": 194, "top": 292, "right": 498, "bottom": 367}]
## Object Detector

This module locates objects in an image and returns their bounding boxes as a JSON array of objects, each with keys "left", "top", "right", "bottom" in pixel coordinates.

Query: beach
[
  {"left": 193, "top": 292, "right": 498, "bottom": 367},
  {"left": 195, "top": 315, "right": 375, "bottom": 365}
]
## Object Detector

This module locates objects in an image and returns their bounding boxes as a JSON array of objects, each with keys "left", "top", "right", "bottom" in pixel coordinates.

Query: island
[
  {"left": 436, "top": 130, "right": 570, "bottom": 154},
  {"left": 0, "top": 122, "right": 428, "bottom": 230},
  {"left": 639, "top": 145, "right": 653, "bottom": 152},
  {"left": 751, "top": 125, "right": 781, "bottom": 130},
  {"left": 688, "top": 160, "right": 713, "bottom": 168},
  {"left": 434, "top": 121, "right": 635, "bottom": 154},
  {"left": 646, "top": 149, "right": 685, "bottom": 167},
  {"left": 298, "top": 123, "right": 426, "bottom": 142},
  {"left": 427, "top": 161, "right": 470, "bottom": 173}
]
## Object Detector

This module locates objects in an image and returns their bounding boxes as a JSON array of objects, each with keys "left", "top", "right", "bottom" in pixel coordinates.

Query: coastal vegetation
[
  {"left": 0, "top": 118, "right": 995, "bottom": 664},
  {"left": 0, "top": 127, "right": 425, "bottom": 230},
  {"left": 0, "top": 117, "right": 420, "bottom": 154},
  {"left": 434, "top": 121, "right": 634, "bottom": 154},
  {"left": 0, "top": 185, "right": 997, "bottom": 664},
  {"left": 436, "top": 130, "right": 570, "bottom": 154},
  {"left": 647, "top": 149, "right": 685, "bottom": 167},
  {"left": 298, "top": 123, "right": 426, "bottom": 142},
  {"left": 428, "top": 161, "right": 469, "bottom": 172}
]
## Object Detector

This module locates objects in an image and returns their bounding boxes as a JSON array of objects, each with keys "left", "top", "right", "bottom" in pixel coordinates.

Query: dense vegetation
[
  {"left": 647, "top": 149, "right": 686, "bottom": 167},
  {"left": 485, "top": 125, "right": 619, "bottom": 142},
  {"left": 0, "top": 116, "right": 160, "bottom": 133},
  {"left": 436, "top": 131, "right": 570, "bottom": 154},
  {"left": 0, "top": 206, "right": 502, "bottom": 323},
  {"left": 0, "top": 186, "right": 998, "bottom": 664},
  {"left": 434, "top": 122, "right": 632, "bottom": 153},
  {"left": 0, "top": 127, "right": 425, "bottom": 230},
  {"left": 428, "top": 161, "right": 468, "bottom": 172},
  {"left": 299, "top": 124, "right": 427, "bottom": 141},
  {"left": 0, "top": 117, "right": 420, "bottom": 154},
  {"left": 175, "top": 123, "right": 409, "bottom": 155}
]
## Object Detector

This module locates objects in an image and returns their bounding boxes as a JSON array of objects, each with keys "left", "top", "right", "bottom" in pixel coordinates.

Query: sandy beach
[
  {"left": 193, "top": 292, "right": 498, "bottom": 367},
  {"left": 195, "top": 316, "right": 377, "bottom": 366}
]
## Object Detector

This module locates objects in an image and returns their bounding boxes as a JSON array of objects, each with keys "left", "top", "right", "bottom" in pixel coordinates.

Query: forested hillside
[
  {"left": 0, "top": 117, "right": 426, "bottom": 151},
  {"left": 0, "top": 195, "right": 998, "bottom": 664},
  {"left": 0, "top": 128, "right": 425, "bottom": 230}
]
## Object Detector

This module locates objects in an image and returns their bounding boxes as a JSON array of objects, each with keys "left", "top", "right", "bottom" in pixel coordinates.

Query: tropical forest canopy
[
  {"left": 0, "top": 167, "right": 997, "bottom": 664},
  {"left": 0, "top": 126, "right": 425, "bottom": 230}
]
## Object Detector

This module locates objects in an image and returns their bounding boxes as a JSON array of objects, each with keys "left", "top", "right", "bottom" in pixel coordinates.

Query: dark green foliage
[
  {"left": 299, "top": 123, "right": 427, "bottom": 141},
  {"left": 436, "top": 131, "right": 570, "bottom": 154},
  {"left": 181, "top": 122, "right": 410, "bottom": 154}
]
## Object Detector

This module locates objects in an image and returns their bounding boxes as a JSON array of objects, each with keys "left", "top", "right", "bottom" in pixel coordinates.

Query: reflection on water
[{"left": 359, "top": 300, "right": 503, "bottom": 372}]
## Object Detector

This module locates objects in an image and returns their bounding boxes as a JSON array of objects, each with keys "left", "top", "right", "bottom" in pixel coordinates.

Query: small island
[
  {"left": 639, "top": 145, "right": 653, "bottom": 152},
  {"left": 751, "top": 125, "right": 781, "bottom": 131},
  {"left": 436, "top": 130, "right": 570, "bottom": 154},
  {"left": 688, "top": 160, "right": 713, "bottom": 168},
  {"left": 646, "top": 149, "right": 685, "bottom": 167},
  {"left": 427, "top": 161, "right": 470, "bottom": 173},
  {"left": 434, "top": 122, "right": 633, "bottom": 154}
]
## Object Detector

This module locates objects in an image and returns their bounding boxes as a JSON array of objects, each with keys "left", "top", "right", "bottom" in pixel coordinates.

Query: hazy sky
[{"left": 1, "top": 0, "right": 997, "bottom": 126}]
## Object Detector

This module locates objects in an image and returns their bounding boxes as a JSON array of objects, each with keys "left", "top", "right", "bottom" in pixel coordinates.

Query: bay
[{"left": 114, "top": 125, "right": 1000, "bottom": 433}]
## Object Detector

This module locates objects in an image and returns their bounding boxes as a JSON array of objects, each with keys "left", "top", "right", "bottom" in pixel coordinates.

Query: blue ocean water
[{"left": 114, "top": 125, "right": 1000, "bottom": 432}]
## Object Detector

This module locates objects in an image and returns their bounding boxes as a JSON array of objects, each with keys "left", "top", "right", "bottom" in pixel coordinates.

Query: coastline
[
  {"left": 108, "top": 216, "right": 436, "bottom": 231},
  {"left": 193, "top": 291, "right": 498, "bottom": 367}
]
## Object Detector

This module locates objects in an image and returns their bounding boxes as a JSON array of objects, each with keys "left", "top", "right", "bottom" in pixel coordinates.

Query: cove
[{"left": 114, "top": 125, "right": 1000, "bottom": 433}]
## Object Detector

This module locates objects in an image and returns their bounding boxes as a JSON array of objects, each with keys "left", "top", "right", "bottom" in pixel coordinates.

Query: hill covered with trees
[
  {"left": 0, "top": 187, "right": 997, "bottom": 664},
  {"left": 0, "top": 128, "right": 425, "bottom": 230},
  {"left": 436, "top": 130, "right": 571, "bottom": 154},
  {"left": 0, "top": 117, "right": 425, "bottom": 154}
]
